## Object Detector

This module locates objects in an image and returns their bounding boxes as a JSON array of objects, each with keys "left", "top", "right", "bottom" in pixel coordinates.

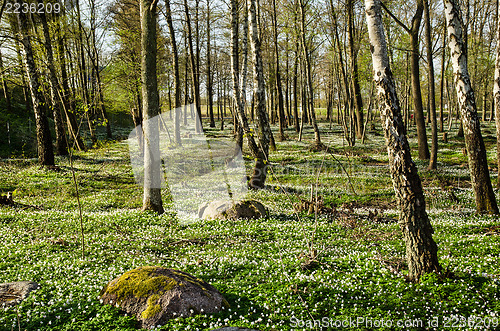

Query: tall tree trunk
[
  {"left": 366, "top": 0, "right": 441, "bottom": 282},
  {"left": 0, "top": 49, "right": 11, "bottom": 114},
  {"left": 493, "top": 0, "right": 500, "bottom": 189},
  {"left": 55, "top": 19, "right": 85, "bottom": 151},
  {"left": 440, "top": 26, "right": 447, "bottom": 133},
  {"left": 272, "top": 0, "right": 286, "bottom": 141},
  {"left": 206, "top": 0, "right": 215, "bottom": 128},
  {"left": 382, "top": 0, "right": 429, "bottom": 159},
  {"left": 445, "top": 0, "right": 499, "bottom": 214},
  {"left": 14, "top": 43, "right": 31, "bottom": 115},
  {"left": 75, "top": 0, "right": 96, "bottom": 145},
  {"left": 248, "top": 0, "right": 270, "bottom": 188},
  {"left": 165, "top": 0, "right": 182, "bottom": 145},
  {"left": 425, "top": 0, "right": 438, "bottom": 170},
  {"left": 298, "top": 0, "right": 321, "bottom": 146},
  {"left": 141, "top": 0, "right": 164, "bottom": 214},
  {"left": 38, "top": 1, "right": 68, "bottom": 156},
  {"left": 411, "top": 1, "right": 430, "bottom": 160},
  {"left": 88, "top": 0, "right": 112, "bottom": 140},
  {"left": 15, "top": 1, "right": 54, "bottom": 166},
  {"left": 348, "top": 0, "right": 364, "bottom": 140},
  {"left": 184, "top": 0, "right": 202, "bottom": 133},
  {"left": 231, "top": 0, "right": 265, "bottom": 188},
  {"left": 293, "top": 45, "right": 300, "bottom": 133}
]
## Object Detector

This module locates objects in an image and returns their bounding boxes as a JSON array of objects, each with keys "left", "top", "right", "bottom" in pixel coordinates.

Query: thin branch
[
  {"left": 0, "top": 0, "right": 6, "bottom": 22},
  {"left": 380, "top": 1, "right": 410, "bottom": 34}
]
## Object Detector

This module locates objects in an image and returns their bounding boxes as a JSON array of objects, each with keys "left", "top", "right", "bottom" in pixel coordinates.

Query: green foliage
[{"left": 1, "top": 123, "right": 499, "bottom": 330}]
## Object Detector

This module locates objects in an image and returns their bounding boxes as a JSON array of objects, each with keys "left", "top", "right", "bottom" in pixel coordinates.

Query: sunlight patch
[{"left": 127, "top": 105, "right": 247, "bottom": 223}]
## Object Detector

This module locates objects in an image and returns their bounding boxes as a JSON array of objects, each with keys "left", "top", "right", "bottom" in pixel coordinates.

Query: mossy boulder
[
  {"left": 198, "top": 200, "right": 267, "bottom": 220},
  {"left": 100, "top": 266, "right": 228, "bottom": 329}
]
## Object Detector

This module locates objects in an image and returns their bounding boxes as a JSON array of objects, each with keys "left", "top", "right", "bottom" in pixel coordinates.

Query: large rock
[
  {"left": 100, "top": 266, "right": 228, "bottom": 330},
  {"left": 0, "top": 281, "right": 39, "bottom": 307},
  {"left": 198, "top": 200, "right": 267, "bottom": 220}
]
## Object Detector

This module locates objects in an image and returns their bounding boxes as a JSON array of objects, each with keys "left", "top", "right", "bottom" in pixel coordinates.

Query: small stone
[{"left": 0, "top": 281, "right": 39, "bottom": 307}]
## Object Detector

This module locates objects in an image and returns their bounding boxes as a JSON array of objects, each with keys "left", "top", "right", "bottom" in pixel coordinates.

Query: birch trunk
[
  {"left": 141, "top": 0, "right": 164, "bottom": 214},
  {"left": 444, "top": 0, "right": 499, "bottom": 213},
  {"left": 365, "top": 0, "right": 441, "bottom": 281},
  {"left": 248, "top": 0, "right": 270, "bottom": 188}
]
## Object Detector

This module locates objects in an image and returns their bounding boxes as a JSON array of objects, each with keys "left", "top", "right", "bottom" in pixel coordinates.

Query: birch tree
[
  {"left": 365, "top": 0, "right": 441, "bottom": 281},
  {"left": 444, "top": 0, "right": 499, "bottom": 214},
  {"left": 141, "top": 0, "right": 164, "bottom": 213},
  {"left": 248, "top": 0, "right": 271, "bottom": 188}
]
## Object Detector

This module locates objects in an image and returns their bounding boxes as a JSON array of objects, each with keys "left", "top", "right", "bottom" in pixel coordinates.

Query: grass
[{"left": 1, "top": 120, "right": 500, "bottom": 330}]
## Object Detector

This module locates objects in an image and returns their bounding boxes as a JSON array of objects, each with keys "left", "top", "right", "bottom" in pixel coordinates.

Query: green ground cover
[{"left": 1, "top": 122, "right": 499, "bottom": 330}]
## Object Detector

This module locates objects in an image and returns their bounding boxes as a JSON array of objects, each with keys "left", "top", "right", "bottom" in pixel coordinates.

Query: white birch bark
[
  {"left": 366, "top": 0, "right": 440, "bottom": 281},
  {"left": 444, "top": 0, "right": 499, "bottom": 213}
]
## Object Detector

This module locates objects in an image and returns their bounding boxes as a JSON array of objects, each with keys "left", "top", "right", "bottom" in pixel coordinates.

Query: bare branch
[{"left": 380, "top": 1, "right": 410, "bottom": 34}]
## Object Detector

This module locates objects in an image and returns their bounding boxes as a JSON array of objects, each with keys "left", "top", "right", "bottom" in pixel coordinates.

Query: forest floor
[{"left": 0, "top": 120, "right": 500, "bottom": 330}]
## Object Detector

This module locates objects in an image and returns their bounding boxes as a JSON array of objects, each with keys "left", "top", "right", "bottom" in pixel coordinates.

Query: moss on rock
[
  {"left": 105, "top": 266, "right": 177, "bottom": 303},
  {"left": 141, "top": 294, "right": 161, "bottom": 319}
]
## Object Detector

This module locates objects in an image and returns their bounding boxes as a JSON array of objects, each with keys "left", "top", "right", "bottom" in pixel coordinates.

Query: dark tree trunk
[
  {"left": 439, "top": 26, "right": 446, "bottom": 133},
  {"left": 293, "top": 46, "right": 300, "bottom": 133},
  {"left": 411, "top": 1, "right": 430, "bottom": 160},
  {"left": 0, "top": 49, "right": 11, "bottom": 114},
  {"left": 298, "top": 0, "right": 321, "bottom": 145},
  {"left": 184, "top": 0, "right": 202, "bottom": 133},
  {"left": 495, "top": 0, "right": 500, "bottom": 189},
  {"left": 366, "top": 0, "right": 441, "bottom": 282},
  {"left": 165, "top": 0, "right": 182, "bottom": 145},
  {"left": 16, "top": 1, "right": 54, "bottom": 166},
  {"left": 56, "top": 20, "right": 85, "bottom": 151},
  {"left": 141, "top": 0, "right": 164, "bottom": 214},
  {"left": 75, "top": 0, "right": 96, "bottom": 145},
  {"left": 272, "top": 0, "right": 286, "bottom": 141},
  {"left": 206, "top": 1, "right": 215, "bottom": 128},
  {"left": 425, "top": 0, "right": 438, "bottom": 170},
  {"left": 348, "top": 0, "right": 364, "bottom": 139},
  {"left": 38, "top": 1, "right": 68, "bottom": 156}
]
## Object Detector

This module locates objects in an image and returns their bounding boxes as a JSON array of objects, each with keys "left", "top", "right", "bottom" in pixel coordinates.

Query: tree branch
[
  {"left": 380, "top": 1, "right": 410, "bottom": 34},
  {"left": 151, "top": 0, "right": 159, "bottom": 11},
  {"left": 0, "top": 0, "right": 6, "bottom": 22}
]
